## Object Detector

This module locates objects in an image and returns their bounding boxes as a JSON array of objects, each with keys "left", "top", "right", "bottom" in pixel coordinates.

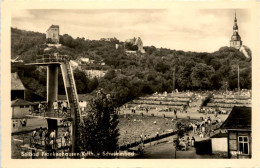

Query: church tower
[{"left": 230, "top": 11, "right": 242, "bottom": 49}]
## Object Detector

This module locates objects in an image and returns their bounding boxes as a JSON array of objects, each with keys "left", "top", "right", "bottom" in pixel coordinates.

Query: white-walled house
[
  {"left": 11, "top": 99, "right": 35, "bottom": 119},
  {"left": 211, "top": 133, "right": 228, "bottom": 153}
]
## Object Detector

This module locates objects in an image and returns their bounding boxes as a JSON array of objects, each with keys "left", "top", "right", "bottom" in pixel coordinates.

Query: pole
[
  {"left": 238, "top": 64, "right": 240, "bottom": 92},
  {"left": 225, "top": 81, "right": 228, "bottom": 93},
  {"left": 175, "top": 147, "right": 177, "bottom": 159},
  {"left": 173, "top": 65, "right": 176, "bottom": 92}
]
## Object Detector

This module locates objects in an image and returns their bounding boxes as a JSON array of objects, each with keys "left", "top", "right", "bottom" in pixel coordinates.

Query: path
[
  {"left": 186, "top": 95, "right": 205, "bottom": 113},
  {"left": 132, "top": 130, "right": 227, "bottom": 159}
]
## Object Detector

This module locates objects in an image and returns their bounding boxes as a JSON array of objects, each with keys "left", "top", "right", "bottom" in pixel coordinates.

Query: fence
[
  {"left": 36, "top": 54, "right": 69, "bottom": 63},
  {"left": 29, "top": 108, "right": 72, "bottom": 119},
  {"left": 119, "top": 131, "right": 177, "bottom": 150}
]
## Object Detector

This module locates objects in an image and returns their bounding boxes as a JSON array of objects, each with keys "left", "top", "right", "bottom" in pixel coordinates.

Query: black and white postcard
[{"left": 1, "top": 0, "right": 260, "bottom": 168}]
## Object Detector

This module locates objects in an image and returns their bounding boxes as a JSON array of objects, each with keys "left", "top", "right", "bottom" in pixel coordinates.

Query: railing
[
  {"left": 65, "top": 61, "right": 82, "bottom": 124},
  {"left": 119, "top": 131, "right": 178, "bottom": 150},
  {"left": 29, "top": 108, "right": 71, "bottom": 119},
  {"left": 36, "top": 54, "right": 69, "bottom": 63},
  {"left": 25, "top": 136, "right": 71, "bottom": 152}
]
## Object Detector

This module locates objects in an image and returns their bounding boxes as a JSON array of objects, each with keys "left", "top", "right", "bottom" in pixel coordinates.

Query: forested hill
[{"left": 11, "top": 27, "right": 252, "bottom": 106}]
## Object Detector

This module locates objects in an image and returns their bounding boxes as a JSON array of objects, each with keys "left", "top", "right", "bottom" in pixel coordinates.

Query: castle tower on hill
[
  {"left": 46, "top": 25, "right": 60, "bottom": 44},
  {"left": 230, "top": 11, "right": 242, "bottom": 50}
]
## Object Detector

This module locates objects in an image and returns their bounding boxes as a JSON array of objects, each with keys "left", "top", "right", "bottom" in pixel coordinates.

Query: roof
[
  {"left": 48, "top": 25, "right": 59, "bottom": 29},
  {"left": 80, "top": 58, "right": 90, "bottom": 62},
  {"left": 11, "top": 73, "right": 26, "bottom": 90},
  {"left": 58, "top": 94, "right": 93, "bottom": 101},
  {"left": 221, "top": 106, "right": 251, "bottom": 131},
  {"left": 210, "top": 133, "right": 227, "bottom": 138},
  {"left": 70, "top": 60, "right": 79, "bottom": 66},
  {"left": 11, "top": 99, "right": 35, "bottom": 107},
  {"left": 231, "top": 33, "right": 241, "bottom": 41}
]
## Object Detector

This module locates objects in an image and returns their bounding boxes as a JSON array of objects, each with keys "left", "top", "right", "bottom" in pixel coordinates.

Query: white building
[
  {"left": 11, "top": 99, "right": 35, "bottom": 119},
  {"left": 84, "top": 70, "right": 107, "bottom": 79},
  {"left": 211, "top": 133, "right": 228, "bottom": 153}
]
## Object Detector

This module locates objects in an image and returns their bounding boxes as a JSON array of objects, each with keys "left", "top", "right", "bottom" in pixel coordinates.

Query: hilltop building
[
  {"left": 125, "top": 37, "right": 145, "bottom": 54},
  {"left": 115, "top": 43, "right": 124, "bottom": 49},
  {"left": 46, "top": 25, "right": 60, "bottom": 44},
  {"left": 230, "top": 12, "right": 242, "bottom": 50},
  {"left": 84, "top": 69, "right": 107, "bottom": 79}
]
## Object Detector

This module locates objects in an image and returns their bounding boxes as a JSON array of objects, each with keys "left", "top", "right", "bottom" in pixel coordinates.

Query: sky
[{"left": 11, "top": 9, "right": 251, "bottom": 52}]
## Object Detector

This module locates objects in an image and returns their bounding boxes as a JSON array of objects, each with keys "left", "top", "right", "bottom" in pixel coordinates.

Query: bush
[
  {"left": 151, "top": 113, "right": 154, "bottom": 117},
  {"left": 140, "top": 112, "right": 143, "bottom": 116},
  {"left": 201, "top": 93, "right": 213, "bottom": 106},
  {"left": 163, "top": 114, "right": 166, "bottom": 118}
]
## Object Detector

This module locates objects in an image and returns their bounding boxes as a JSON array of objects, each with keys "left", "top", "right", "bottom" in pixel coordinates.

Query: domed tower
[{"left": 230, "top": 11, "right": 242, "bottom": 49}]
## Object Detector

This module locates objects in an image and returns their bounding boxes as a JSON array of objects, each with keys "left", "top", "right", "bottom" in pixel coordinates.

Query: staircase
[
  {"left": 64, "top": 61, "right": 82, "bottom": 124},
  {"left": 60, "top": 61, "right": 83, "bottom": 153}
]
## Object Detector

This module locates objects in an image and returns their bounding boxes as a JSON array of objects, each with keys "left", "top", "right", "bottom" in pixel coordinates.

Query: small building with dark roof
[
  {"left": 221, "top": 106, "right": 251, "bottom": 158},
  {"left": 11, "top": 72, "right": 26, "bottom": 100},
  {"left": 11, "top": 99, "right": 36, "bottom": 119},
  {"left": 11, "top": 72, "right": 46, "bottom": 102}
]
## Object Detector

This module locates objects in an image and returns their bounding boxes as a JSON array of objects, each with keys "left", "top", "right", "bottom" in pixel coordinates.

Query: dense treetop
[{"left": 11, "top": 27, "right": 251, "bottom": 106}]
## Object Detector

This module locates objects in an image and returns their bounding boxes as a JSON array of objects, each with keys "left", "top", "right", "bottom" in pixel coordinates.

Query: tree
[
  {"left": 173, "top": 121, "right": 185, "bottom": 159},
  {"left": 88, "top": 77, "right": 99, "bottom": 92},
  {"left": 125, "top": 42, "right": 138, "bottom": 51},
  {"left": 176, "top": 66, "right": 191, "bottom": 91},
  {"left": 73, "top": 69, "right": 89, "bottom": 93},
  {"left": 79, "top": 91, "right": 119, "bottom": 157},
  {"left": 191, "top": 63, "right": 215, "bottom": 90}
]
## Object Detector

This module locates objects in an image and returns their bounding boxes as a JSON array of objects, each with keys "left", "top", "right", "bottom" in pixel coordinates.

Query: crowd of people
[
  {"left": 118, "top": 115, "right": 192, "bottom": 148},
  {"left": 174, "top": 136, "right": 196, "bottom": 151},
  {"left": 29, "top": 100, "right": 70, "bottom": 117},
  {"left": 198, "top": 107, "right": 228, "bottom": 115},
  {"left": 52, "top": 100, "right": 68, "bottom": 114},
  {"left": 189, "top": 115, "right": 222, "bottom": 138},
  {"left": 30, "top": 127, "right": 71, "bottom": 150}
]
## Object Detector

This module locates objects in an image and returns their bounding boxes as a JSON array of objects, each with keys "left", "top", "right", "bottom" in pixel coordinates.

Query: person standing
[
  {"left": 53, "top": 100, "right": 58, "bottom": 113},
  {"left": 44, "top": 129, "right": 49, "bottom": 146},
  {"left": 38, "top": 127, "right": 43, "bottom": 145},
  {"left": 64, "top": 129, "right": 70, "bottom": 147},
  {"left": 31, "top": 129, "right": 37, "bottom": 147},
  {"left": 38, "top": 102, "right": 43, "bottom": 113},
  {"left": 50, "top": 130, "right": 56, "bottom": 149},
  {"left": 191, "top": 137, "right": 195, "bottom": 147},
  {"left": 62, "top": 100, "right": 68, "bottom": 114}
]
